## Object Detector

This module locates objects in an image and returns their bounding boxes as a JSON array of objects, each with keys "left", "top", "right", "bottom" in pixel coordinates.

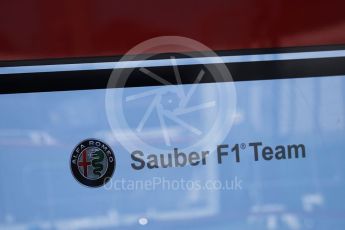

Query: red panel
[{"left": 0, "top": 0, "right": 345, "bottom": 61}]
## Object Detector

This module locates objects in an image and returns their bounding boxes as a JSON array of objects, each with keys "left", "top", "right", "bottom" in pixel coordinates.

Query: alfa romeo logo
[{"left": 70, "top": 139, "right": 115, "bottom": 187}]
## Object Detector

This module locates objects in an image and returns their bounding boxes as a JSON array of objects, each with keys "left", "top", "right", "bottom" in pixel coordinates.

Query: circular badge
[{"left": 70, "top": 139, "right": 115, "bottom": 187}]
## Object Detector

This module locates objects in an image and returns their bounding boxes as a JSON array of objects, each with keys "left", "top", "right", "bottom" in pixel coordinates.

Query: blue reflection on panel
[{"left": 0, "top": 76, "right": 344, "bottom": 230}]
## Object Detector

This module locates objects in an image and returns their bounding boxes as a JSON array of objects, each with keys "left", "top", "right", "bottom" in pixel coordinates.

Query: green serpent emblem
[{"left": 92, "top": 150, "right": 104, "bottom": 176}]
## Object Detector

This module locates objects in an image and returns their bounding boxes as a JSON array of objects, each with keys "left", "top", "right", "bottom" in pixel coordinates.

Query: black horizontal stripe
[{"left": 0, "top": 56, "right": 345, "bottom": 94}]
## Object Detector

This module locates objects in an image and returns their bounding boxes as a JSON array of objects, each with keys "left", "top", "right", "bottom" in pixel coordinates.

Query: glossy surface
[
  {"left": 0, "top": 0, "right": 345, "bottom": 60},
  {"left": 0, "top": 75, "right": 345, "bottom": 229}
]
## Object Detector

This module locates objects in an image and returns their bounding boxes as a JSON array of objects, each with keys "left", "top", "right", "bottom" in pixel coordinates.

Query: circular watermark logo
[
  {"left": 70, "top": 139, "right": 116, "bottom": 187},
  {"left": 105, "top": 36, "right": 237, "bottom": 154}
]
